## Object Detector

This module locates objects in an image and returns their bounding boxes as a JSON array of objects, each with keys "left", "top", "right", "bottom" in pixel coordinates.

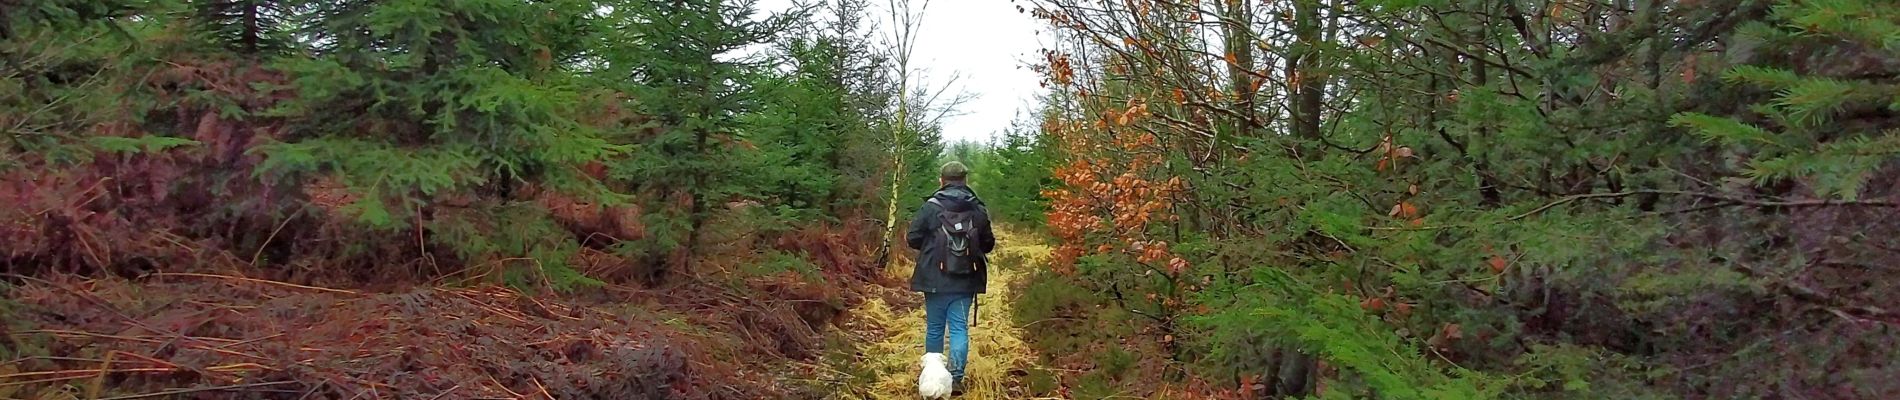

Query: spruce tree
[
  {"left": 254, "top": 0, "right": 621, "bottom": 290},
  {"left": 598, "top": 0, "right": 796, "bottom": 282}
]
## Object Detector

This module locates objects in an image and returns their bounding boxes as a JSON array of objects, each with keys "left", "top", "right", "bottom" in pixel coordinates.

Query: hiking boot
[{"left": 951, "top": 378, "right": 966, "bottom": 396}]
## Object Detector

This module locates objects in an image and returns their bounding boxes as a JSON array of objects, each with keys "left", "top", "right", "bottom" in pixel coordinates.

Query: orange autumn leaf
[
  {"left": 1358, "top": 35, "right": 1384, "bottom": 48},
  {"left": 1428, "top": 323, "right": 1463, "bottom": 349},
  {"left": 1488, "top": 255, "right": 1508, "bottom": 273},
  {"left": 1389, "top": 202, "right": 1419, "bottom": 218},
  {"left": 1361, "top": 297, "right": 1386, "bottom": 311}
]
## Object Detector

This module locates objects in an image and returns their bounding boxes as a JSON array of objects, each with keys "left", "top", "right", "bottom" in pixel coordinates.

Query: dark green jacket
[{"left": 907, "top": 184, "right": 996, "bottom": 293}]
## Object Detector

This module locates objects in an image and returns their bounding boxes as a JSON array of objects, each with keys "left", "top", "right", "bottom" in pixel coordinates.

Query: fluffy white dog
[{"left": 918, "top": 352, "right": 954, "bottom": 398}]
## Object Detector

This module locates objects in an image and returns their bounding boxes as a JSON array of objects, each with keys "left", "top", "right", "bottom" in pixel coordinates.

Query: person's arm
[
  {"left": 906, "top": 201, "right": 935, "bottom": 250},
  {"left": 976, "top": 206, "right": 997, "bottom": 254}
]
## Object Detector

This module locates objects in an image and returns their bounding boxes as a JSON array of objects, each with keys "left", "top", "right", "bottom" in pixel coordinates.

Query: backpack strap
[{"left": 929, "top": 197, "right": 944, "bottom": 272}]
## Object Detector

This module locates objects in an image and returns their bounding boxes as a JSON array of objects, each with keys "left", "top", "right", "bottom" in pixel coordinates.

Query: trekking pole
[{"left": 971, "top": 296, "right": 979, "bottom": 328}]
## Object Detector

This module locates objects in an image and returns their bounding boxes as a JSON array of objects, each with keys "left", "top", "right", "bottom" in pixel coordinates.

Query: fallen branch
[
  {"left": 0, "top": 367, "right": 175, "bottom": 383},
  {"left": 532, "top": 376, "right": 555, "bottom": 400},
  {"left": 488, "top": 375, "right": 527, "bottom": 399},
  {"left": 425, "top": 384, "right": 461, "bottom": 400},
  {"left": 18, "top": 329, "right": 163, "bottom": 343},
  {"left": 1753, "top": 266, "right": 1899, "bottom": 325},
  {"left": 1510, "top": 190, "right": 1900, "bottom": 221},
  {"left": 149, "top": 272, "right": 358, "bottom": 295},
  {"left": 19, "top": 329, "right": 270, "bottom": 361},
  {"left": 98, "top": 380, "right": 298, "bottom": 400},
  {"left": 1369, "top": 190, "right": 1899, "bottom": 231}
]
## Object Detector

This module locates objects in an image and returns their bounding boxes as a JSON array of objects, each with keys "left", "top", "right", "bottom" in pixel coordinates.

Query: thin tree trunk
[
  {"left": 1292, "top": 0, "right": 1323, "bottom": 147},
  {"left": 1276, "top": 351, "right": 1314, "bottom": 397},
  {"left": 1224, "top": 0, "right": 1257, "bottom": 139}
]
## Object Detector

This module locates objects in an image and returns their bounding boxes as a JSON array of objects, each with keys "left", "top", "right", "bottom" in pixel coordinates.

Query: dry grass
[{"left": 835, "top": 228, "right": 1056, "bottom": 399}]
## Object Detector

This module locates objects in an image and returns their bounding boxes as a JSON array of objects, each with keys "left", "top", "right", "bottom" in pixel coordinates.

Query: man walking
[{"left": 907, "top": 161, "right": 996, "bottom": 396}]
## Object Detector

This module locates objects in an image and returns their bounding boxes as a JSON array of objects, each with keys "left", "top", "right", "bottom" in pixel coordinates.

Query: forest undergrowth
[{"left": 0, "top": 216, "right": 884, "bottom": 399}]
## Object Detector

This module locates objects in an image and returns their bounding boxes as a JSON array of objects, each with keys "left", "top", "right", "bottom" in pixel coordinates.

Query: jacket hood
[{"left": 930, "top": 184, "right": 982, "bottom": 212}]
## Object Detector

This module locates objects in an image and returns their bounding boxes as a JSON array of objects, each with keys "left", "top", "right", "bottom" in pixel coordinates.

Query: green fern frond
[
  {"left": 1197, "top": 268, "right": 1501, "bottom": 400},
  {"left": 1731, "top": 21, "right": 1793, "bottom": 45},
  {"left": 87, "top": 135, "right": 201, "bottom": 154},
  {"left": 1741, "top": 134, "right": 1900, "bottom": 200},
  {"left": 1773, "top": 78, "right": 1855, "bottom": 126},
  {"left": 1777, "top": 0, "right": 1900, "bottom": 47},
  {"left": 1667, "top": 113, "right": 1784, "bottom": 148},
  {"left": 430, "top": 201, "right": 603, "bottom": 292},
  {"left": 1721, "top": 66, "right": 1802, "bottom": 89}
]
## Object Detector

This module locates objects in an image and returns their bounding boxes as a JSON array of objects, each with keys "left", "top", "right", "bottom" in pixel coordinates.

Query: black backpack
[{"left": 928, "top": 198, "right": 983, "bottom": 275}]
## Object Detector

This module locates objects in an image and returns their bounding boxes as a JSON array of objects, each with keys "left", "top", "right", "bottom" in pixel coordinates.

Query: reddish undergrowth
[
  {"left": 1, "top": 261, "right": 904, "bottom": 399},
  {"left": 4, "top": 274, "right": 724, "bottom": 399},
  {"left": 0, "top": 52, "right": 900, "bottom": 399},
  {"left": 0, "top": 218, "right": 889, "bottom": 399}
]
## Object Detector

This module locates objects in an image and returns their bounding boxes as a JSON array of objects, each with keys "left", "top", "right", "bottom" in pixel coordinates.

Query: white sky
[{"left": 752, "top": 0, "right": 1048, "bottom": 145}]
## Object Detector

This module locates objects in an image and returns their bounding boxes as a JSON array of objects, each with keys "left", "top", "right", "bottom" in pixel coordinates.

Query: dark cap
[{"left": 940, "top": 161, "right": 969, "bottom": 180}]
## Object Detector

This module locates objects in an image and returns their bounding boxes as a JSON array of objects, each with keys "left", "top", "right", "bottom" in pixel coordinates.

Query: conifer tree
[
  {"left": 254, "top": 0, "right": 620, "bottom": 290},
  {"left": 1019, "top": 0, "right": 1899, "bottom": 397},
  {"left": 599, "top": 0, "right": 797, "bottom": 282},
  {"left": 188, "top": 0, "right": 293, "bottom": 55}
]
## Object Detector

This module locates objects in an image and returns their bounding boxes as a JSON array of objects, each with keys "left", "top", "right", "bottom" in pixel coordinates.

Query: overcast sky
[{"left": 752, "top": 0, "right": 1048, "bottom": 145}]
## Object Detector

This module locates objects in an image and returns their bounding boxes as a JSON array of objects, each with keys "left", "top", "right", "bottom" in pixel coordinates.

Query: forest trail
[{"left": 821, "top": 227, "right": 1055, "bottom": 399}]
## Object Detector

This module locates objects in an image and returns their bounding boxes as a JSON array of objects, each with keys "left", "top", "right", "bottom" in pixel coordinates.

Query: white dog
[{"left": 918, "top": 353, "right": 954, "bottom": 398}]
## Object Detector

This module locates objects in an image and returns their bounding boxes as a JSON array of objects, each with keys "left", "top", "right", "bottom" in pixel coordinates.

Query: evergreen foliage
[
  {"left": 962, "top": 113, "right": 1055, "bottom": 225},
  {"left": 3, "top": 0, "right": 916, "bottom": 293},
  {"left": 1011, "top": 0, "right": 1900, "bottom": 397}
]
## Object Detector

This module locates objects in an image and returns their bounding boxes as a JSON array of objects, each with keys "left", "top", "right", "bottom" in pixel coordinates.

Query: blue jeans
[{"left": 923, "top": 292, "right": 974, "bottom": 381}]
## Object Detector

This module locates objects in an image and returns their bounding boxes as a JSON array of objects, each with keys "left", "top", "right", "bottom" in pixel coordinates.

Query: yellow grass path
[{"left": 831, "top": 228, "right": 1055, "bottom": 399}]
